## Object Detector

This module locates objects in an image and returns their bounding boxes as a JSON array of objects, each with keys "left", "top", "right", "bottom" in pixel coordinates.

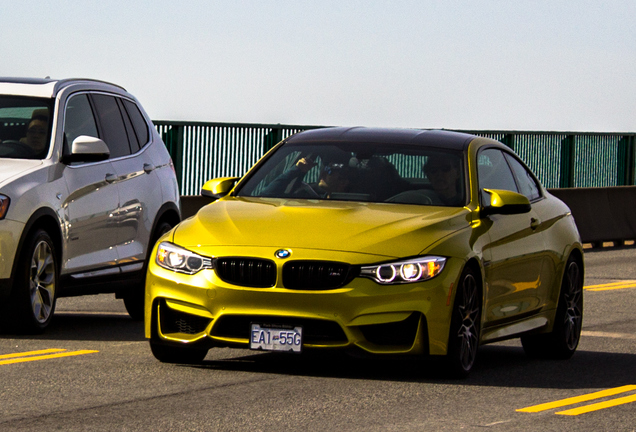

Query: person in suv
[{"left": 0, "top": 77, "right": 181, "bottom": 333}]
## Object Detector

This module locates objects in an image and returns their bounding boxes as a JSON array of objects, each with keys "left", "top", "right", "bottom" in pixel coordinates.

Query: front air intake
[{"left": 160, "top": 301, "right": 211, "bottom": 335}]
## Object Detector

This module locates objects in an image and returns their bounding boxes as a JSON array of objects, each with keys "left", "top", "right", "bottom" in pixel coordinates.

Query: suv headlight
[
  {"left": 360, "top": 256, "right": 446, "bottom": 284},
  {"left": 156, "top": 242, "right": 213, "bottom": 274},
  {"left": 0, "top": 195, "right": 10, "bottom": 220}
]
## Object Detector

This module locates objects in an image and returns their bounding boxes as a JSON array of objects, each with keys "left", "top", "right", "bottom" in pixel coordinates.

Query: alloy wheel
[
  {"left": 562, "top": 260, "right": 583, "bottom": 351},
  {"left": 455, "top": 272, "right": 480, "bottom": 371},
  {"left": 29, "top": 240, "right": 56, "bottom": 324}
]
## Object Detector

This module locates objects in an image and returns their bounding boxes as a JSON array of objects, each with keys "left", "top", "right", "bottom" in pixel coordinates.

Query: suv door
[
  {"left": 61, "top": 93, "right": 120, "bottom": 274},
  {"left": 90, "top": 94, "right": 162, "bottom": 266}
]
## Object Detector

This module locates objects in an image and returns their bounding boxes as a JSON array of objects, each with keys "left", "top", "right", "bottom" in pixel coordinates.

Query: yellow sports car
[{"left": 145, "top": 127, "right": 583, "bottom": 377}]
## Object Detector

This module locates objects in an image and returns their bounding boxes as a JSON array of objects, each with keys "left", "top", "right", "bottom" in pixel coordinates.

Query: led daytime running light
[
  {"left": 375, "top": 265, "right": 397, "bottom": 283},
  {"left": 360, "top": 256, "right": 446, "bottom": 285},
  {"left": 156, "top": 242, "right": 212, "bottom": 274}
]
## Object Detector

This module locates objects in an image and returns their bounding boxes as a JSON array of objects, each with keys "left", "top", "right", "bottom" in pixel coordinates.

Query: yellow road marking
[
  {"left": 581, "top": 330, "right": 636, "bottom": 340},
  {"left": 0, "top": 350, "right": 99, "bottom": 365},
  {"left": 0, "top": 348, "right": 67, "bottom": 360},
  {"left": 517, "top": 385, "right": 636, "bottom": 413},
  {"left": 556, "top": 394, "right": 636, "bottom": 416},
  {"left": 584, "top": 281, "right": 636, "bottom": 291}
]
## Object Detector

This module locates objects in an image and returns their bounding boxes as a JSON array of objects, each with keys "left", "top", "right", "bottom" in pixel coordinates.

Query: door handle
[
  {"left": 143, "top": 163, "right": 155, "bottom": 174},
  {"left": 530, "top": 218, "right": 540, "bottom": 230},
  {"left": 105, "top": 173, "right": 117, "bottom": 184}
]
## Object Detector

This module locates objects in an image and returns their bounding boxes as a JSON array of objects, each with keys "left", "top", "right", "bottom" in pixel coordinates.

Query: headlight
[
  {"left": 360, "top": 256, "right": 446, "bottom": 284},
  {"left": 0, "top": 195, "right": 10, "bottom": 220},
  {"left": 156, "top": 242, "right": 213, "bottom": 274}
]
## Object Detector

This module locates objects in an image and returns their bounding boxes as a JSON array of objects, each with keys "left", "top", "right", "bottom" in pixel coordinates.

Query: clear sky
[{"left": 2, "top": 0, "right": 634, "bottom": 132}]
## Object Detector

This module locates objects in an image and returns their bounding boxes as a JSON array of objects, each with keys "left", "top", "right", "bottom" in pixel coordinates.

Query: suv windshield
[
  {"left": 0, "top": 96, "right": 54, "bottom": 160},
  {"left": 237, "top": 142, "right": 466, "bottom": 207}
]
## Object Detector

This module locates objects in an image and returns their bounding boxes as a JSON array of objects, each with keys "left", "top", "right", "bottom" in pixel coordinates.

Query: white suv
[{"left": 0, "top": 77, "right": 181, "bottom": 332}]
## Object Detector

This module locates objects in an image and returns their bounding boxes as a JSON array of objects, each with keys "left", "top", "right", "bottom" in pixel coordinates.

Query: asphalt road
[{"left": 1, "top": 247, "right": 635, "bottom": 431}]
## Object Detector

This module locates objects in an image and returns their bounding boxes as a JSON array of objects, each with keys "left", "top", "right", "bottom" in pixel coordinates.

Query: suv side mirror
[
  {"left": 63, "top": 135, "right": 110, "bottom": 163},
  {"left": 481, "top": 188, "right": 531, "bottom": 217},
  {"left": 201, "top": 177, "right": 240, "bottom": 199}
]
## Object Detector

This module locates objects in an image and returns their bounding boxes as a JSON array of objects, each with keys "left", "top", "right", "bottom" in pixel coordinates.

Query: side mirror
[
  {"left": 201, "top": 177, "right": 240, "bottom": 199},
  {"left": 481, "top": 188, "right": 531, "bottom": 217},
  {"left": 63, "top": 135, "right": 110, "bottom": 163}
]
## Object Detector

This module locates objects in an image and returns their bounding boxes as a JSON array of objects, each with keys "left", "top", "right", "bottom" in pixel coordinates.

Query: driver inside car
[
  {"left": 423, "top": 154, "right": 464, "bottom": 206},
  {"left": 261, "top": 156, "right": 352, "bottom": 198},
  {"left": 0, "top": 109, "right": 49, "bottom": 159},
  {"left": 385, "top": 152, "right": 465, "bottom": 206},
  {"left": 20, "top": 114, "right": 49, "bottom": 158}
]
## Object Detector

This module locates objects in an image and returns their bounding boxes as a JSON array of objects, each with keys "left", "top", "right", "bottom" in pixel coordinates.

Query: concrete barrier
[
  {"left": 181, "top": 195, "right": 216, "bottom": 221},
  {"left": 548, "top": 187, "right": 636, "bottom": 247},
  {"left": 181, "top": 187, "right": 636, "bottom": 247}
]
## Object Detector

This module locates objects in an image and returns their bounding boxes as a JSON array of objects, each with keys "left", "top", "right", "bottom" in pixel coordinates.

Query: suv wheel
[{"left": 4, "top": 230, "right": 58, "bottom": 333}]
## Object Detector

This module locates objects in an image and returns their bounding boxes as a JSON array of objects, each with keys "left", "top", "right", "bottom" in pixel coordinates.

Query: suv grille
[
  {"left": 215, "top": 257, "right": 276, "bottom": 287},
  {"left": 283, "top": 260, "right": 353, "bottom": 290}
]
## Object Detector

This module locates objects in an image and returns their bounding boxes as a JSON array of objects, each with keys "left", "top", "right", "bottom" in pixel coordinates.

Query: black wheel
[
  {"left": 4, "top": 230, "right": 58, "bottom": 333},
  {"left": 521, "top": 256, "right": 583, "bottom": 359},
  {"left": 123, "top": 220, "right": 174, "bottom": 320},
  {"left": 445, "top": 266, "right": 481, "bottom": 378},
  {"left": 149, "top": 340, "right": 208, "bottom": 364}
]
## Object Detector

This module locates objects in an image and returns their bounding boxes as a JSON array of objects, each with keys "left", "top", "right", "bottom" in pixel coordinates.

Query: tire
[
  {"left": 445, "top": 266, "right": 481, "bottom": 378},
  {"left": 521, "top": 256, "right": 583, "bottom": 359},
  {"left": 123, "top": 220, "right": 174, "bottom": 320},
  {"left": 4, "top": 230, "right": 58, "bottom": 334},
  {"left": 149, "top": 340, "right": 208, "bottom": 364}
]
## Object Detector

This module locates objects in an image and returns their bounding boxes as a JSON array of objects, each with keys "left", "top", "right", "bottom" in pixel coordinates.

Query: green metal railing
[{"left": 153, "top": 121, "right": 636, "bottom": 196}]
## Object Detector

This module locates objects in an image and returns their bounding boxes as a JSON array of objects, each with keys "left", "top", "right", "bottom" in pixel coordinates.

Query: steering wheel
[
  {"left": 0, "top": 140, "right": 36, "bottom": 158},
  {"left": 385, "top": 190, "right": 435, "bottom": 205},
  {"left": 420, "top": 194, "right": 434, "bottom": 205},
  {"left": 292, "top": 181, "right": 320, "bottom": 198}
]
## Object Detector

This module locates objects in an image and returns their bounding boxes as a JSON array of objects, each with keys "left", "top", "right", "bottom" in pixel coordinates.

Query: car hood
[
  {"left": 174, "top": 197, "right": 470, "bottom": 259},
  {"left": 0, "top": 159, "right": 43, "bottom": 187}
]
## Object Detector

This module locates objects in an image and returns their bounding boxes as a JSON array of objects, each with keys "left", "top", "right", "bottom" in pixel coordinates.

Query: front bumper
[
  {"left": 0, "top": 219, "right": 22, "bottom": 280},
  {"left": 145, "top": 248, "right": 464, "bottom": 357}
]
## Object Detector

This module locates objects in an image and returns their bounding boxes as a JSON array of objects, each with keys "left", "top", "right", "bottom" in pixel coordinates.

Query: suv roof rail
[
  {"left": 0, "top": 77, "right": 55, "bottom": 85},
  {"left": 53, "top": 78, "right": 127, "bottom": 94},
  {"left": 0, "top": 77, "right": 127, "bottom": 95}
]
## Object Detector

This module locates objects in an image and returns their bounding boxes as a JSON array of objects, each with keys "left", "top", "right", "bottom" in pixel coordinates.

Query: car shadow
[
  {"left": 0, "top": 312, "right": 145, "bottom": 342},
  {"left": 189, "top": 344, "right": 636, "bottom": 390},
  {"left": 2, "top": 313, "right": 634, "bottom": 392}
]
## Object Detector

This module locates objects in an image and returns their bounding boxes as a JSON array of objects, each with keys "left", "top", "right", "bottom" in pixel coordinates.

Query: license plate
[{"left": 250, "top": 323, "right": 303, "bottom": 353}]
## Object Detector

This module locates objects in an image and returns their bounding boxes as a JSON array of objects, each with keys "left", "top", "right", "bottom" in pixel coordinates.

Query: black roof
[{"left": 286, "top": 127, "right": 477, "bottom": 150}]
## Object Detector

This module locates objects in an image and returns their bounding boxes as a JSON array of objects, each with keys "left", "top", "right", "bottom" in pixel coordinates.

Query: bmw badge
[{"left": 274, "top": 249, "right": 291, "bottom": 259}]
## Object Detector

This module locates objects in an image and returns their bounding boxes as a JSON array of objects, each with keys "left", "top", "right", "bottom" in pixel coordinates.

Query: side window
[
  {"left": 63, "top": 94, "right": 98, "bottom": 152},
  {"left": 122, "top": 99, "right": 150, "bottom": 147},
  {"left": 504, "top": 153, "right": 541, "bottom": 201},
  {"left": 477, "top": 148, "right": 518, "bottom": 193},
  {"left": 117, "top": 99, "right": 140, "bottom": 153},
  {"left": 91, "top": 94, "right": 131, "bottom": 158}
]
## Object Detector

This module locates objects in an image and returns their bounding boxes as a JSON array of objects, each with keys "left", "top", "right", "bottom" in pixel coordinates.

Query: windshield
[
  {"left": 236, "top": 141, "right": 467, "bottom": 207},
  {"left": 0, "top": 96, "right": 54, "bottom": 160}
]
